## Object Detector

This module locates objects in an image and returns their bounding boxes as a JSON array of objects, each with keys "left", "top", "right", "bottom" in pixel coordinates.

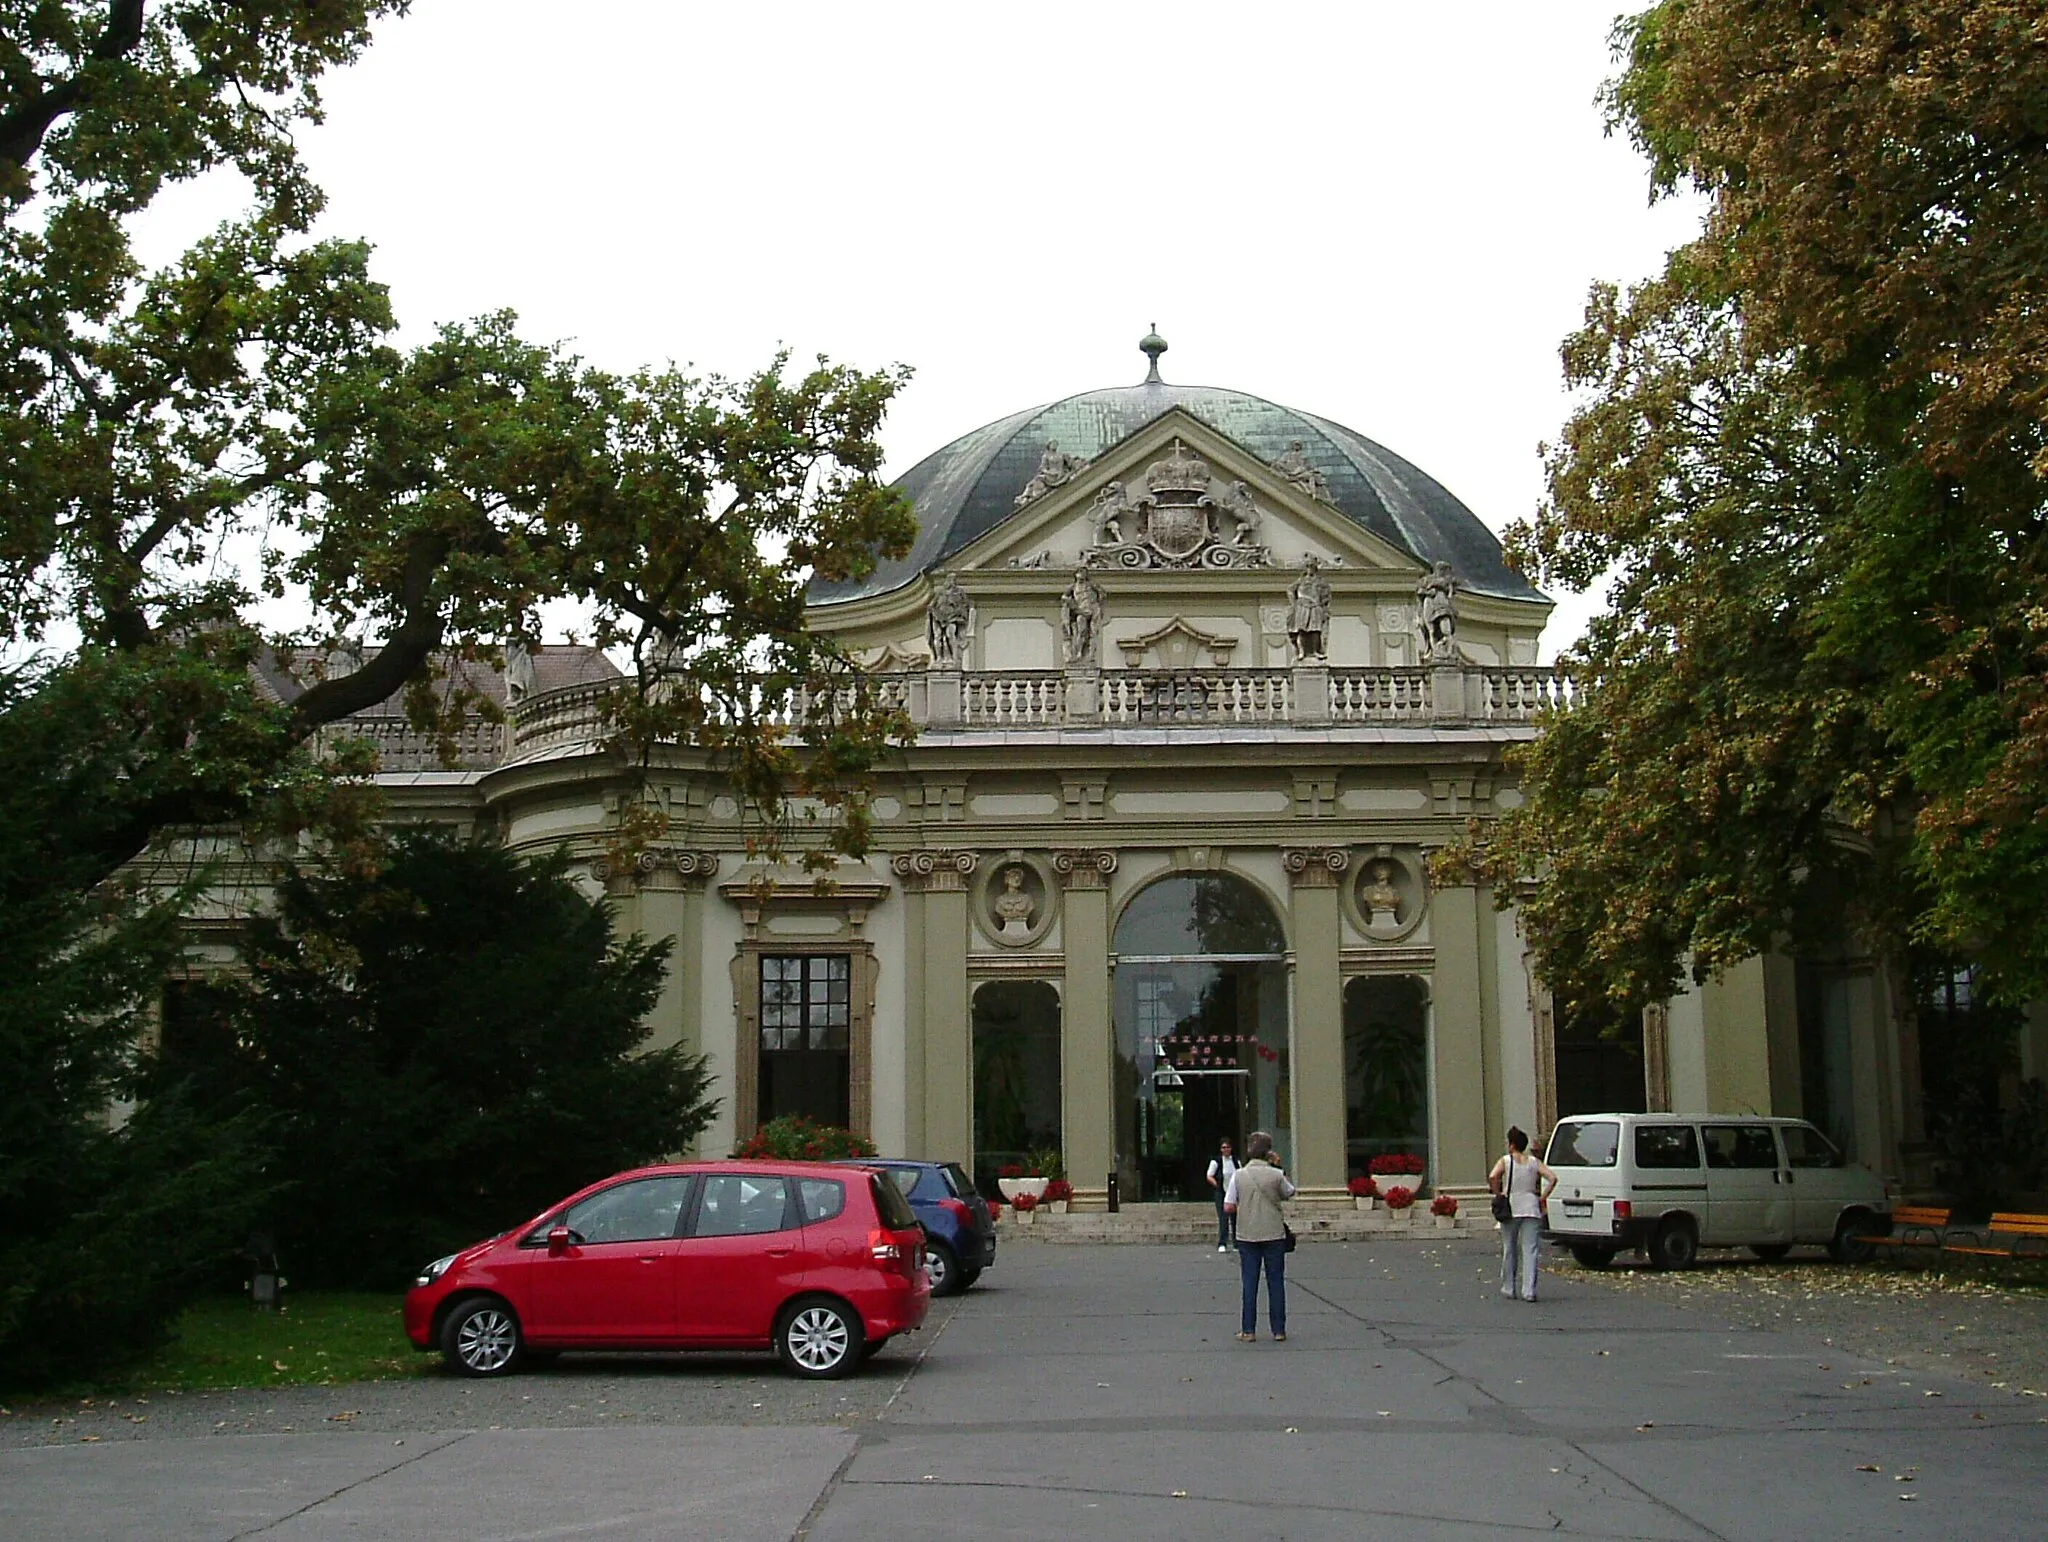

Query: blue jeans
[
  {"left": 1500, "top": 1217, "right": 1542, "bottom": 1300},
  {"left": 1237, "top": 1237, "right": 1286, "bottom": 1335},
  {"left": 1213, "top": 1190, "right": 1234, "bottom": 1247}
]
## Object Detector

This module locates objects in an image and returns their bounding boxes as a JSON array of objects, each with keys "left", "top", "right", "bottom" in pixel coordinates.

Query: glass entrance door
[{"left": 1113, "top": 874, "right": 1291, "bottom": 1202}]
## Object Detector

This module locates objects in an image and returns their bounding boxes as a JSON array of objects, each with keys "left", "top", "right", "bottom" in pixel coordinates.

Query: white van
[{"left": 1541, "top": 1114, "right": 1889, "bottom": 1269}]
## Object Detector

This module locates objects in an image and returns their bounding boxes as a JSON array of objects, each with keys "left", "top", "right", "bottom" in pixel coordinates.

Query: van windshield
[{"left": 1547, "top": 1120, "right": 1620, "bottom": 1168}]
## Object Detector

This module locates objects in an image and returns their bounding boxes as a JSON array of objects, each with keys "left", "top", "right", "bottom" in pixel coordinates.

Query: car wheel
[
  {"left": 776, "top": 1297, "right": 864, "bottom": 1379},
  {"left": 1749, "top": 1244, "right": 1792, "bottom": 1262},
  {"left": 925, "top": 1240, "right": 963, "bottom": 1297},
  {"left": 957, "top": 1266, "right": 983, "bottom": 1292},
  {"left": 1829, "top": 1212, "right": 1877, "bottom": 1265},
  {"left": 442, "top": 1297, "right": 522, "bottom": 1377},
  {"left": 1648, "top": 1218, "right": 1698, "bottom": 1271},
  {"left": 1568, "top": 1244, "right": 1615, "bottom": 1270}
]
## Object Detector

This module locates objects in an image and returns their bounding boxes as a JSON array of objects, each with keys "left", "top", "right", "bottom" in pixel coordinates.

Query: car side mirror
[{"left": 547, "top": 1225, "right": 572, "bottom": 1256}]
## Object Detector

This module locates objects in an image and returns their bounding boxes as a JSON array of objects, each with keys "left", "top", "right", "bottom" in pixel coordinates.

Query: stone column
[
  {"left": 1283, "top": 847, "right": 1349, "bottom": 1197},
  {"left": 1055, "top": 849, "right": 1116, "bottom": 1209},
  {"left": 892, "top": 850, "right": 976, "bottom": 1163},
  {"left": 1429, "top": 876, "right": 1491, "bottom": 1188}
]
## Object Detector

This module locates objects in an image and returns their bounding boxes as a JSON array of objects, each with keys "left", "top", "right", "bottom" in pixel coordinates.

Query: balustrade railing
[
  {"left": 964, "top": 671, "right": 1064, "bottom": 727},
  {"left": 497, "top": 663, "right": 1578, "bottom": 762},
  {"left": 1330, "top": 668, "right": 1433, "bottom": 723}
]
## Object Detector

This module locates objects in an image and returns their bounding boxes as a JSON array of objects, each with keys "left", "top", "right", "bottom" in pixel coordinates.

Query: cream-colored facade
[{"left": 200, "top": 357, "right": 1923, "bottom": 1209}]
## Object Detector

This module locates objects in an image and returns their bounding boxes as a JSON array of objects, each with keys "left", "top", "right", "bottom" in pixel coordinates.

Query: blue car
[{"left": 869, "top": 1159, "right": 996, "bottom": 1296}]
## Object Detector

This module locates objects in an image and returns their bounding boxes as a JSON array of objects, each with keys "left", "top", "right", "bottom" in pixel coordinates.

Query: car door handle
[
  {"left": 766, "top": 1247, "right": 794, "bottom": 1258},
  {"left": 638, "top": 1255, "right": 662, "bottom": 1263}
]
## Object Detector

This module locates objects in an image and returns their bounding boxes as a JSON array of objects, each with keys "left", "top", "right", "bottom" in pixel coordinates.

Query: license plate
[{"left": 1563, "top": 1201, "right": 1593, "bottom": 1217}]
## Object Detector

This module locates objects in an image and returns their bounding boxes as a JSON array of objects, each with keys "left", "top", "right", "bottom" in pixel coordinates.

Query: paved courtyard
[{"left": 5, "top": 1236, "right": 2045, "bottom": 1539}]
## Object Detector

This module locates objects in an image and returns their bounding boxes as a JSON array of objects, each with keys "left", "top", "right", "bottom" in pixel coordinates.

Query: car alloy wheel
[
  {"left": 444, "top": 1299, "right": 521, "bottom": 1377},
  {"left": 779, "top": 1300, "right": 861, "bottom": 1379},
  {"left": 925, "top": 1240, "right": 961, "bottom": 1297}
]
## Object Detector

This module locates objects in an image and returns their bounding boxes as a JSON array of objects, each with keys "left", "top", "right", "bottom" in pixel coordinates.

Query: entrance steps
[{"left": 1003, "top": 1202, "right": 1481, "bottom": 1244}]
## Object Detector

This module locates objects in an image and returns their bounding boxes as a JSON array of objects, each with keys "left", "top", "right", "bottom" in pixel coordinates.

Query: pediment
[
  {"left": 951, "top": 408, "right": 1427, "bottom": 579},
  {"left": 1115, "top": 616, "right": 1238, "bottom": 668}
]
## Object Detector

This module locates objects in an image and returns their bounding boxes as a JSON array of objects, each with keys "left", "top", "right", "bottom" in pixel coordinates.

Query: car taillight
[
  {"left": 1613, "top": 1200, "right": 1632, "bottom": 1221},
  {"left": 869, "top": 1229, "right": 903, "bottom": 1261},
  {"left": 940, "top": 1197, "right": 973, "bottom": 1225}
]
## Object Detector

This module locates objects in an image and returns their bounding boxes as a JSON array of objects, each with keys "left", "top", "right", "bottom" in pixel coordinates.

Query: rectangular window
[
  {"left": 1634, "top": 1124, "right": 1701, "bottom": 1170},
  {"left": 758, "top": 954, "right": 852, "bottom": 1127},
  {"left": 1547, "top": 1119, "right": 1620, "bottom": 1168},
  {"left": 1702, "top": 1124, "right": 1781, "bottom": 1170}
]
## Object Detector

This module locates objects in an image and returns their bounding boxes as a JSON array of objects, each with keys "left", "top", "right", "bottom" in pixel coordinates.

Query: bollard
[{"left": 1106, "top": 1171, "right": 1120, "bottom": 1213}]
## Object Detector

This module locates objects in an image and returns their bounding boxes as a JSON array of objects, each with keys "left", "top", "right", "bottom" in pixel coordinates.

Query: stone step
[{"left": 1000, "top": 1209, "right": 1482, "bottom": 1244}]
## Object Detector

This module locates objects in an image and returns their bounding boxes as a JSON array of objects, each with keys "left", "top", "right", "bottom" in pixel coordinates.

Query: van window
[
  {"left": 1634, "top": 1125, "right": 1700, "bottom": 1169},
  {"left": 1702, "top": 1124, "right": 1780, "bottom": 1170},
  {"left": 1780, "top": 1124, "right": 1845, "bottom": 1169},
  {"left": 1547, "top": 1120, "right": 1620, "bottom": 1168}
]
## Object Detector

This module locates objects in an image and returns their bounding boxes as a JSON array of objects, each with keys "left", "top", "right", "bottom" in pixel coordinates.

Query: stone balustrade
[{"left": 496, "top": 662, "right": 1578, "bottom": 762}]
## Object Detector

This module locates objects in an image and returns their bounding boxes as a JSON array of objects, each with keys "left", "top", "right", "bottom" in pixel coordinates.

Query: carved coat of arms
[{"left": 1083, "top": 440, "right": 1271, "bottom": 570}]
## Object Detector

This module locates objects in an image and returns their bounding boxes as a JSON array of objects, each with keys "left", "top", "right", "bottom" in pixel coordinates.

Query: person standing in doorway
[
  {"left": 1206, "top": 1138, "right": 1239, "bottom": 1253},
  {"left": 1224, "top": 1131, "right": 1295, "bottom": 1341},
  {"left": 1489, "top": 1126, "right": 1557, "bottom": 1303}
]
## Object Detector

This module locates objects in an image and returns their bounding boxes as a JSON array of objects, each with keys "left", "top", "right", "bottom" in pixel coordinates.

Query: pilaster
[
  {"left": 1055, "top": 848, "right": 1116, "bottom": 1206},
  {"left": 1429, "top": 879, "right": 1490, "bottom": 1187},
  {"left": 1283, "top": 847, "right": 1348, "bottom": 1191},
  {"left": 891, "top": 850, "right": 977, "bottom": 1163}
]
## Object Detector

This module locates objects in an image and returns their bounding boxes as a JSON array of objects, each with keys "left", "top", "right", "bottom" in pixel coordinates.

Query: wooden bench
[
  {"left": 1864, "top": 1206, "right": 1949, "bottom": 1257},
  {"left": 1941, "top": 1213, "right": 2048, "bottom": 1262}
]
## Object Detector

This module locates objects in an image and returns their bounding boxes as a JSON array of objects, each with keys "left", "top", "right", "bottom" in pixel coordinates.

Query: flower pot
[
  {"left": 1433, "top": 1212, "right": 1457, "bottom": 1230},
  {"left": 998, "top": 1177, "right": 1048, "bottom": 1203},
  {"left": 1050, "top": 1199, "right": 1069, "bottom": 1215},
  {"left": 1013, "top": 1209, "right": 1034, "bottom": 1227},
  {"left": 1383, "top": 1206, "right": 1415, "bottom": 1226},
  {"left": 1354, "top": 1196, "right": 1378, "bottom": 1213}
]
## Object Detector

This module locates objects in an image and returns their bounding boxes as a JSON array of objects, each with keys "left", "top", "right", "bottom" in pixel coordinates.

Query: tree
[
  {"left": 0, "top": 660, "right": 271, "bottom": 1388},
  {"left": 4, "top": 3, "right": 915, "bottom": 890},
  {"left": 154, "top": 830, "right": 718, "bottom": 1289},
  {"left": 1492, "top": 1, "right": 2048, "bottom": 1013}
]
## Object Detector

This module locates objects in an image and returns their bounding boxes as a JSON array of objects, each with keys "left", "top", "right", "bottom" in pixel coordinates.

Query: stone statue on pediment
[
  {"left": 1222, "top": 480, "right": 1262, "bottom": 546},
  {"left": 1015, "top": 440, "right": 1088, "bottom": 508},
  {"left": 1271, "top": 439, "right": 1332, "bottom": 502},
  {"left": 1287, "top": 557, "right": 1332, "bottom": 662},
  {"left": 1060, "top": 568, "right": 1104, "bottom": 666},
  {"left": 927, "top": 574, "right": 971, "bottom": 667},
  {"left": 992, "top": 865, "right": 1037, "bottom": 940},
  {"left": 1090, "top": 481, "right": 1133, "bottom": 546},
  {"left": 504, "top": 640, "right": 538, "bottom": 702},
  {"left": 1416, "top": 560, "right": 1460, "bottom": 662}
]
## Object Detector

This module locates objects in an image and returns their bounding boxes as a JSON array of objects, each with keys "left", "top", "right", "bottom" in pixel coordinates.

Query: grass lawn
[{"left": 114, "top": 1292, "right": 434, "bottom": 1394}]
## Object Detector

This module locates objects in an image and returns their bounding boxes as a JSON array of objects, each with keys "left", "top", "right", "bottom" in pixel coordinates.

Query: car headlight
[{"left": 414, "top": 1254, "right": 457, "bottom": 1288}]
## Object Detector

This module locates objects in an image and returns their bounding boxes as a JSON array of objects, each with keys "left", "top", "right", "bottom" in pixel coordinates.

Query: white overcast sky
[{"left": 140, "top": 0, "right": 1703, "bottom": 659}]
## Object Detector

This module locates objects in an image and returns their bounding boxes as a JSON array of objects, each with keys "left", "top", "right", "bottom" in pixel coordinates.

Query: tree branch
[
  {"left": 0, "top": 0, "right": 146, "bottom": 176},
  {"left": 285, "top": 533, "right": 451, "bottom": 733}
]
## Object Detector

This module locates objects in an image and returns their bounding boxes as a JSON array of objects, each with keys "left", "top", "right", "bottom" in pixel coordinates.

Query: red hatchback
[{"left": 404, "top": 1161, "right": 928, "bottom": 1379}]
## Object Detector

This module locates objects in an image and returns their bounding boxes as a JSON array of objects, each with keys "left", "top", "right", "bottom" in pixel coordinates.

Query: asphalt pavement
[{"left": 5, "top": 1236, "right": 2044, "bottom": 1540}]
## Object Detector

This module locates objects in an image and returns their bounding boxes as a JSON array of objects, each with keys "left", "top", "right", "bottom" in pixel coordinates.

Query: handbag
[
  {"left": 1490, "top": 1193, "right": 1514, "bottom": 1224},
  {"left": 1283, "top": 1224, "right": 1298, "bottom": 1253}
]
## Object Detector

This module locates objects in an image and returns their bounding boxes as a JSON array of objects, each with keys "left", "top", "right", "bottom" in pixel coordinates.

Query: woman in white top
[{"left": 1488, "top": 1125, "right": 1558, "bottom": 1303}]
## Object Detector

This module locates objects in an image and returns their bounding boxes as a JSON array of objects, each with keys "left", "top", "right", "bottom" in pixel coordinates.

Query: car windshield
[{"left": 1547, "top": 1120, "right": 1620, "bottom": 1168}]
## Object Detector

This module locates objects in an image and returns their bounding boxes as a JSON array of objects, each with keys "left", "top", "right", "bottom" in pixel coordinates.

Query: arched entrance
[{"left": 1113, "top": 873, "right": 1290, "bottom": 1201}]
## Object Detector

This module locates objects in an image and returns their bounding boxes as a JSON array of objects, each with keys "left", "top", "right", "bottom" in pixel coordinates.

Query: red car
[{"left": 404, "top": 1160, "right": 929, "bottom": 1379}]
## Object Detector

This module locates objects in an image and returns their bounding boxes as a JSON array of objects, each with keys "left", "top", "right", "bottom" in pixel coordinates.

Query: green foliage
[
  {"left": 1490, "top": 0, "right": 2048, "bottom": 1011},
  {"left": 733, "top": 1115, "right": 876, "bottom": 1162},
  {"left": 0, "top": 662, "right": 272, "bottom": 1390},
  {"left": 153, "top": 831, "right": 718, "bottom": 1289},
  {"left": 3, "top": 2, "right": 916, "bottom": 893}
]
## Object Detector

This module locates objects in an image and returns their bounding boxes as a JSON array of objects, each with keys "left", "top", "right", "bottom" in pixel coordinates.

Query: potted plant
[
  {"left": 1368, "top": 1152, "right": 1427, "bottom": 1192},
  {"left": 733, "top": 1114, "right": 876, "bottom": 1161},
  {"left": 1347, "top": 1175, "right": 1381, "bottom": 1212},
  {"left": 1383, "top": 1185, "right": 1417, "bottom": 1224},
  {"left": 1011, "top": 1190, "right": 1040, "bottom": 1227},
  {"left": 996, "top": 1162, "right": 1048, "bottom": 1204},
  {"left": 1042, "top": 1178, "right": 1074, "bottom": 1215},
  {"left": 1429, "top": 1192, "right": 1459, "bottom": 1230}
]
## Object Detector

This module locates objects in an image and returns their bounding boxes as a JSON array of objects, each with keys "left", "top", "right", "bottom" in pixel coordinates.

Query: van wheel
[
  {"left": 1648, "top": 1218, "right": 1698, "bottom": 1271},
  {"left": 1569, "top": 1245, "right": 1616, "bottom": 1269},
  {"left": 1829, "top": 1212, "right": 1877, "bottom": 1265},
  {"left": 1749, "top": 1245, "right": 1792, "bottom": 1262}
]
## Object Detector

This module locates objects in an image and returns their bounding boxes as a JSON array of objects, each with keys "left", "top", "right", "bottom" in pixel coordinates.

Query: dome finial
[{"left": 1139, "top": 323, "right": 1168, "bottom": 384}]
